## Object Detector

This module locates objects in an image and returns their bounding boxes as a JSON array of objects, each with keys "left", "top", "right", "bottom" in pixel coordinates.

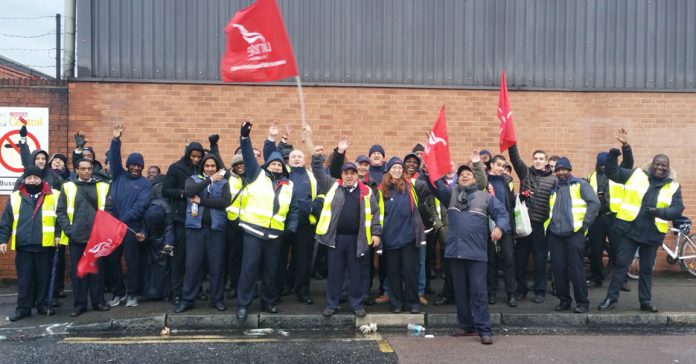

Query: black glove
[
  {"left": 609, "top": 148, "right": 621, "bottom": 157},
  {"left": 208, "top": 134, "right": 220, "bottom": 145},
  {"left": 74, "top": 132, "right": 86, "bottom": 149},
  {"left": 647, "top": 208, "right": 660, "bottom": 217},
  {"left": 19, "top": 125, "right": 27, "bottom": 138},
  {"left": 240, "top": 121, "right": 252, "bottom": 138}
]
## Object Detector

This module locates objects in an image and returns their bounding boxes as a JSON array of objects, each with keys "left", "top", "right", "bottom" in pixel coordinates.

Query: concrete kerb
[
  {"left": 166, "top": 314, "right": 258, "bottom": 331},
  {"left": 501, "top": 313, "right": 588, "bottom": 328},
  {"left": 259, "top": 314, "right": 354, "bottom": 330},
  {"left": 427, "top": 313, "right": 502, "bottom": 328},
  {"left": 666, "top": 312, "right": 696, "bottom": 327},
  {"left": 111, "top": 315, "right": 167, "bottom": 332},
  {"left": 587, "top": 313, "right": 669, "bottom": 328}
]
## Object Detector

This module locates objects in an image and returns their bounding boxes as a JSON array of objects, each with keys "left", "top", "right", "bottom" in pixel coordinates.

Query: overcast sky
[{"left": 0, "top": 1, "right": 65, "bottom": 78}]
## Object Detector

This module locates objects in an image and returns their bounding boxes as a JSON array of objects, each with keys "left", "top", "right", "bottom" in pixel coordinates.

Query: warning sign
[{"left": 0, "top": 107, "right": 50, "bottom": 195}]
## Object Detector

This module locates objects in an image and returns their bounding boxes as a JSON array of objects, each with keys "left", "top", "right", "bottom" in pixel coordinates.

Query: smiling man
[{"left": 104, "top": 124, "right": 153, "bottom": 309}]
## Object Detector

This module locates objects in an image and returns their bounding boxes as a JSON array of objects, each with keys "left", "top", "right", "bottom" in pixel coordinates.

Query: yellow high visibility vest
[
  {"left": 616, "top": 169, "right": 679, "bottom": 233},
  {"left": 10, "top": 189, "right": 59, "bottom": 250},
  {"left": 588, "top": 172, "right": 625, "bottom": 213},
  {"left": 239, "top": 173, "right": 294, "bottom": 239},
  {"left": 544, "top": 183, "right": 587, "bottom": 233},
  {"left": 315, "top": 182, "right": 373, "bottom": 243},
  {"left": 226, "top": 174, "right": 244, "bottom": 221},
  {"left": 307, "top": 170, "right": 318, "bottom": 225},
  {"left": 59, "top": 181, "right": 109, "bottom": 245}
]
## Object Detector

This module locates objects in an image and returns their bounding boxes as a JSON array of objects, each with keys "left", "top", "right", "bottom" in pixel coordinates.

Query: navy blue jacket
[
  {"left": 547, "top": 176, "right": 600, "bottom": 236},
  {"left": 263, "top": 139, "right": 313, "bottom": 223},
  {"left": 0, "top": 182, "right": 58, "bottom": 252},
  {"left": 109, "top": 138, "right": 152, "bottom": 230}
]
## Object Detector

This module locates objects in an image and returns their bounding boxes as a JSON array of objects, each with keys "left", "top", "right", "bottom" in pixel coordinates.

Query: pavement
[{"left": 0, "top": 272, "right": 695, "bottom": 336}]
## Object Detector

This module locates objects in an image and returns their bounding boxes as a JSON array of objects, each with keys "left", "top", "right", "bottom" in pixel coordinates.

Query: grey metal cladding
[{"left": 76, "top": 0, "right": 696, "bottom": 91}]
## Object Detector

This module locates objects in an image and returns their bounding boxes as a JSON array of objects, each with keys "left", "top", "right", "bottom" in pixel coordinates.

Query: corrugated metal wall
[{"left": 76, "top": 0, "right": 696, "bottom": 91}]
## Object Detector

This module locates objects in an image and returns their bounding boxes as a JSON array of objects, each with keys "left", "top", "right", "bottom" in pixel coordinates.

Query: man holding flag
[{"left": 57, "top": 158, "right": 113, "bottom": 317}]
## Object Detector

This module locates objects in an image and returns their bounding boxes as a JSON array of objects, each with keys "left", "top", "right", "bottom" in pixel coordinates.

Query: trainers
[
  {"left": 108, "top": 295, "right": 126, "bottom": 307},
  {"left": 125, "top": 296, "right": 139, "bottom": 307},
  {"left": 374, "top": 295, "right": 390, "bottom": 304}
]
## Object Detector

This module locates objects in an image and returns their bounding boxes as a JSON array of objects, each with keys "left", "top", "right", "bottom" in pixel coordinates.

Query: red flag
[
  {"left": 422, "top": 106, "right": 451, "bottom": 185},
  {"left": 497, "top": 71, "right": 517, "bottom": 152},
  {"left": 77, "top": 210, "right": 128, "bottom": 278},
  {"left": 220, "top": 0, "right": 298, "bottom": 82}
]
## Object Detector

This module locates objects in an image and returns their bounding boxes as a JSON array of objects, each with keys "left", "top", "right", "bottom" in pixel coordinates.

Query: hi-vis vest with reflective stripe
[
  {"left": 283, "top": 167, "right": 318, "bottom": 225},
  {"left": 378, "top": 181, "right": 418, "bottom": 226},
  {"left": 10, "top": 189, "right": 59, "bottom": 250},
  {"left": 589, "top": 172, "right": 624, "bottom": 213},
  {"left": 226, "top": 175, "right": 244, "bottom": 221},
  {"left": 616, "top": 169, "right": 679, "bottom": 233},
  {"left": 544, "top": 183, "right": 587, "bottom": 233},
  {"left": 239, "top": 173, "right": 293, "bottom": 238},
  {"left": 316, "top": 182, "right": 373, "bottom": 242},
  {"left": 59, "top": 182, "right": 110, "bottom": 245}
]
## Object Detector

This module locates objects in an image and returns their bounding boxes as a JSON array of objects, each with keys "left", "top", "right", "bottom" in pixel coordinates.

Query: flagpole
[{"left": 295, "top": 76, "right": 306, "bottom": 127}]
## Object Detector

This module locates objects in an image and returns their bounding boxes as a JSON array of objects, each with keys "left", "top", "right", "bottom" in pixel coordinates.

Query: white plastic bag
[{"left": 514, "top": 194, "right": 532, "bottom": 238}]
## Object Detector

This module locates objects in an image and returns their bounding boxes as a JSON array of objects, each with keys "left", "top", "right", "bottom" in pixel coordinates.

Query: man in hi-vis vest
[
  {"left": 598, "top": 148, "right": 684, "bottom": 313},
  {"left": 0, "top": 166, "right": 60, "bottom": 321}
]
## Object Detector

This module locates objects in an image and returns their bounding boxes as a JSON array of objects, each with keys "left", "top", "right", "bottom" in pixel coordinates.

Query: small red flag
[
  {"left": 497, "top": 71, "right": 517, "bottom": 152},
  {"left": 77, "top": 210, "right": 128, "bottom": 278},
  {"left": 422, "top": 106, "right": 451, "bottom": 185},
  {"left": 220, "top": 0, "right": 298, "bottom": 82}
]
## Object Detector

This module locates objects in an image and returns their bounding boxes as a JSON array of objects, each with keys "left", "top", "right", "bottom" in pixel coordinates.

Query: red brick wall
[{"left": 0, "top": 79, "right": 68, "bottom": 279}]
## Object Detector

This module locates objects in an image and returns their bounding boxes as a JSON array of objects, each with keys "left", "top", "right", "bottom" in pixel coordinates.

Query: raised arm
[
  {"left": 507, "top": 144, "right": 529, "bottom": 182},
  {"left": 109, "top": 124, "right": 126, "bottom": 180},
  {"left": 605, "top": 148, "right": 634, "bottom": 185}
]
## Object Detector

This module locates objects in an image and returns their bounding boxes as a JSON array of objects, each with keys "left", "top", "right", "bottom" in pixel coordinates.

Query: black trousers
[
  {"left": 15, "top": 249, "right": 53, "bottom": 314},
  {"left": 604, "top": 234, "right": 658, "bottom": 304},
  {"left": 438, "top": 227, "right": 454, "bottom": 299},
  {"left": 326, "top": 234, "right": 364, "bottom": 310},
  {"left": 425, "top": 229, "right": 438, "bottom": 290},
  {"left": 514, "top": 222, "right": 549, "bottom": 297},
  {"left": 225, "top": 222, "right": 244, "bottom": 291},
  {"left": 451, "top": 259, "right": 492, "bottom": 336},
  {"left": 236, "top": 232, "right": 281, "bottom": 309},
  {"left": 384, "top": 243, "right": 420, "bottom": 310},
  {"left": 104, "top": 232, "right": 141, "bottom": 297},
  {"left": 284, "top": 223, "right": 315, "bottom": 299},
  {"left": 142, "top": 237, "right": 171, "bottom": 300},
  {"left": 69, "top": 242, "right": 105, "bottom": 310},
  {"left": 170, "top": 222, "right": 187, "bottom": 299},
  {"left": 487, "top": 234, "right": 517, "bottom": 296},
  {"left": 548, "top": 230, "right": 589, "bottom": 308},
  {"left": 52, "top": 245, "right": 66, "bottom": 296},
  {"left": 587, "top": 213, "right": 617, "bottom": 283},
  {"left": 181, "top": 227, "right": 226, "bottom": 306}
]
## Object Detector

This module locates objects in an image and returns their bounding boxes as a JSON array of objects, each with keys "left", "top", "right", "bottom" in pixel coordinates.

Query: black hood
[
  {"left": 263, "top": 150, "right": 290, "bottom": 178},
  {"left": 29, "top": 149, "right": 50, "bottom": 176},
  {"left": 183, "top": 142, "right": 205, "bottom": 168},
  {"left": 197, "top": 153, "right": 224, "bottom": 176},
  {"left": 150, "top": 174, "right": 166, "bottom": 186}
]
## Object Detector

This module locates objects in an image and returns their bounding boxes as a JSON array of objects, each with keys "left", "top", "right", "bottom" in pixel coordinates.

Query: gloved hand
[
  {"left": 647, "top": 208, "right": 660, "bottom": 217},
  {"left": 19, "top": 125, "right": 27, "bottom": 138},
  {"left": 240, "top": 121, "right": 252, "bottom": 138},
  {"left": 74, "top": 132, "right": 86, "bottom": 149},
  {"left": 609, "top": 148, "right": 621, "bottom": 157},
  {"left": 208, "top": 134, "right": 220, "bottom": 145}
]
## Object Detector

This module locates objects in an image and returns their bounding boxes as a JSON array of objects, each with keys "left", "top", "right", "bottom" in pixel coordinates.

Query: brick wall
[{"left": 0, "top": 79, "right": 68, "bottom": 279}]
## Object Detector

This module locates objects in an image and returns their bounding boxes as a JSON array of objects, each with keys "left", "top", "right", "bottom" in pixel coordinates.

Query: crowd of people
[{"left": 0, "top": 121, "right": 684, "bottom": 345}]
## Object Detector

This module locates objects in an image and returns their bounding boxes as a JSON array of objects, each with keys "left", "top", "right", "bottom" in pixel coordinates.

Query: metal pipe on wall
[
  {"left": 62, "top": 0, "right": 76, "bottom": 78},
  {"left": 55, "top": 14, "right": 61, "bottom": 80}
]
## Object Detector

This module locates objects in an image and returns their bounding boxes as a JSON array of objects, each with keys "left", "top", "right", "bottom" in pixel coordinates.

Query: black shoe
[
  {"left": 175, "top": 303, "right": 192, "bottom": 313},
  {"left": 36, "top": 307, "right": 56, "bottom": 316},
  {"left": 434, "top": 297, "right": 453, "bottom": 306},
  {"left": 70, "top": 307, "right": 87, "bottom": 317},
  {"left": 354, "top": 309, "right": 367, "bottom": 317},
  {"left": 480, "top": 335, "right": 493, "bottom": 345},
  {"left": 554, "top": 303, "right": 571, "bottom": 312},
  {"left": 94, "top": 303, "right": 110, "bottom": 312},
  {"left": 507, "top": 294, "right": 518, "bottom": 307},
  {"left": 488, "top": 295, "right": 496, "bottom": 305},
  {"left": 391, "top": 306, "right": 402, "bottom": 314},
  {"left": 621, "top": 283, "right": 631, "bottom": 292},
  {"left": 533, "top": 295, "right": 545, "bottom": 304},
  {"left": 640, "top": 303, "right": 658, "bottom": 313},
  {"left": 598, "top": 298, "right": 616, "bottom": 311},
  {"left": 298, "top": 296, "right": 314, "bottom": 305},
  {"left": 262, "top": 304, "right": 278, "bottom": 314},
  {"left": 587, "top": 280, "right": 602, "bottom": 288},
  {"left": 236, "top": 308, "right": 247, "bottom": 321},
  {"left": 8, "top": 311, "right": 30, "bottom": 322},
  {"left": 213, "top": 303, "right": 227, "bottom": 312},
  {"left": 322, "top": 308, "right": 336, "bottom": 317},
  {"left": 410, "top": 307, "right": 420, "bottom": 314},
  {"left": 574, "top": 306, "right": 589, "bottom": 314}
]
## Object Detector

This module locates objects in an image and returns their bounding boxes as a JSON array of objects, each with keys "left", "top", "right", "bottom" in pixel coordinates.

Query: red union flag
[
  {"left": 77, "top": 210, "right": 128, "bottom": 278},
  {"left": 220, "top": 0, "right": 298, "bottom": 82},
  {"left": 422, "top": 106, "right": 451, "bottom": 185},
  {"left": 497, "top": 71, "right": 517, "bottom": 152}
]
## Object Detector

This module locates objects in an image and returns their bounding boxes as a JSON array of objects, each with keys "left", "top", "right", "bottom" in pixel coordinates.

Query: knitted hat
[
  {"left": 368, "top": 144, "right": 386, "bottom": 158},
  {"left": 479, "top": 150, "right": 492, "bottom": 159},
  {"left": 596, "top": 152, "right": 609, "bottom": 166},
  {"left": 386, "top": 156, "right": 403, "bottom": 172},
  {"left": 22, "top": 165, "right": 43, "bottom": 179},
  {"left": 555, "top": 157, "right": 572, "bottom": 171},
  {"left": 50, "top": 153, "right": 68, "bottom": 165},
  {"left": 126, "top": 152, "right": 145, "bottom": 167},
  {"left": 230, "top": 153, "right": 244, "bottom": 167},
  {"left": 412, "top": 143, "right": 425, "bottom": 153}
]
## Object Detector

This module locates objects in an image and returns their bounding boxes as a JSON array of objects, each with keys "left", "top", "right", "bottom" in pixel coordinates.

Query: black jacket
[
  {"left": 16, "top": 148, "right": 64, "bottom": 191},
  {"left": 508, "top": 144, "right": 556, "bottom": 224},
  {"left": 0, "top": 182, "right": 59, "bottom": 251},
  {"left": 72, "top": 150, "right": 111, "bottom": 182},
  {"left": 162, "top": 142, "right": 205, "bottom": 223},
  {"left": 56, "top": 178, "right": 113, "bottom": 244}
]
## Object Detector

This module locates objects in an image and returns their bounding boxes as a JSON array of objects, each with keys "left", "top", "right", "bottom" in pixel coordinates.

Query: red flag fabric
[
  {"left": 422, "top": 106, "right": 451, "bottom": 185},
  {"left": 220, "top": 0, "right": 298, "bottom": 82},
  {"left": 497, "top": 71, "right": 517, "bottom": 152},
  {"left": 77, "top": 210, "right": 128, "bottom": 278}
]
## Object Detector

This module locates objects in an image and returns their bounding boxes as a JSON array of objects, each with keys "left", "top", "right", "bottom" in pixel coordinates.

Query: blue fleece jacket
[
  {"left": 110, "top": 138, "right": 153, "bottom": 230},
  {"left": 381, "top": 188, "right": 416, "bottom": 250},
  {"left": 263, "top": 140, "right": 313, "bottom": 222}
]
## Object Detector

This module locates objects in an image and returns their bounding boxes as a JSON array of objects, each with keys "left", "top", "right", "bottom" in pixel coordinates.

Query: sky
[{"left": 0, "top": 1, "right": 66, "bottom": 78}]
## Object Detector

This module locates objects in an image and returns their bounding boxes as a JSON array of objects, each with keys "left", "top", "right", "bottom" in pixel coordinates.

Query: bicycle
[{"left": 628, "top": 217, "right": 696, "bottom": 279}]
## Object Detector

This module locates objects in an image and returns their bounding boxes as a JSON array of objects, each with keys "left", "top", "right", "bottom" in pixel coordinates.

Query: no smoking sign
[{"left": 0, "top": 130, "right": 41, "bottom": 173}]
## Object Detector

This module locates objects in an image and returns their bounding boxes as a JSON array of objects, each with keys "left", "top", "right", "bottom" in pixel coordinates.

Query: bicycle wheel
[
  {"left": 678, "top": 234, "right": 696, "bottom": 278},
  {"left": 627, "top": 251, "right": 640, "bottom": 280}
]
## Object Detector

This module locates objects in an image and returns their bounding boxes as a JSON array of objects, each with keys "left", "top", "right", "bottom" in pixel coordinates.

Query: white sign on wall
[{"left": 0, "top": 107, "right": 50, "bottom": 195}]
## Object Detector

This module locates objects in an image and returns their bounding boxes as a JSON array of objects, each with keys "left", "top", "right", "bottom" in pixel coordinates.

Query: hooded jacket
[
  {"left": 16, "top": 147, "right": 63, "bottom": 191},
  {"left": 508, "top": 144, "right": 556, "bottom": 224},
  {"left": 0, "top": 181, "right": 58, "bottom": 251},
  {"left": 71, "top": 148, "right": 111, "bottom": 182},
  {"left": 606, "top": 154, "right": 684, "bottom": 245},
  {"left": 263, "top": 139, "right": 315, "bottom": 223},
  {"left": 109, "top": 137, "right": 153, "bottom": 230},
  {"left": 163, "top": 142, "right": 205, "bottom": 223},
  {"left": 184, "top": 153, "right": 231, "bottom": 231}
]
